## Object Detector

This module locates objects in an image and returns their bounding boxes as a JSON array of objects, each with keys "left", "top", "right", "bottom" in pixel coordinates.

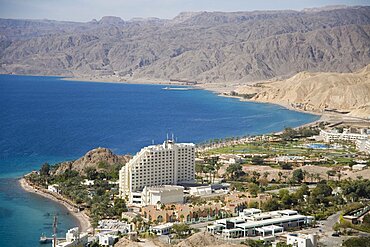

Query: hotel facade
[{"left": 119, "top": 140, "right": 195, "bottom": 205}]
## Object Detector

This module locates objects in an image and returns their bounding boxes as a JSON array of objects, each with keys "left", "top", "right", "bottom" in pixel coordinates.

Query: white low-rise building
[
  {"left": 207, "top": 209, "right": 314, "bottom": 239},
  {"left": 55, "top": 227, "right": 88, "bottom": 247},
  {"left": 357, "top": 139, "right": 370, "bottom": 154},
  {"left": 151, "top": 223, "right": 173, "bottom": 235},
  {"left": 352, "top": 164, "right": 367, "bottom": 171},
  {"left": 48, "top": 184, "right": 59, "bottom": 193},
  {"left": 189, "top": 185, "right": 212, "bottom": 196},
  {"left": 99, "top": 234, "right": 119, "bottom": 247},
  {"left": 97, "top": 219, "right": 132, "bottom": 233},
  {"left": 141, "top": 185, "right": 184, "bottom": 206},
  {"left": 287, "top": 233, "right": 317, "bottom": 247},
  {"left": 320, "top": 129, "right": 369, "bottom": 143}
]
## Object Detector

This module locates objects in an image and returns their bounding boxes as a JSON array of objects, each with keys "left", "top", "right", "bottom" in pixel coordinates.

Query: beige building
[{"left": 119, "top": 140, "right": 195, "bottom": 204}]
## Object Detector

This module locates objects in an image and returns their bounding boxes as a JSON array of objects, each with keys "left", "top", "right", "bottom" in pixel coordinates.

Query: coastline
[
  {"left": 62, "top": 75, "right": 370, "bottom": 126},
  {"left": 19, "top": 177, "right": 91, "bottom": 233},
  {"left": 62, "top": 75, "right": 328, "bottom": 126},
  {"left": 5, "top": 72, "right": 369, "bottom": 127}
]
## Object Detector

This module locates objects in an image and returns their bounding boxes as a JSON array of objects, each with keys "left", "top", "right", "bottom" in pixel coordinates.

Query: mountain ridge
[{"left": 1, "top": 6, "right": 370, "bottom": 85}]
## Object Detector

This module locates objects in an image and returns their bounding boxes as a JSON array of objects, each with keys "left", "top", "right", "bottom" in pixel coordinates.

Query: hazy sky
[{"left": 0, "top": 0, "right": 368, "bottom": 22}]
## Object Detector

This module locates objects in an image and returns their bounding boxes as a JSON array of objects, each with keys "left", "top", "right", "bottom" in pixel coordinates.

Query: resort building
[
  {"left": 356, "top": 139, "right": 370, "bottom": 154},
  {"left": 207, "top": 209, "right": 314, "bottom": 239},
  {"left": 141, "top": 192, "right": 272, "bottom": 223},
  {"left": 151, "top": 223, "right": 174, "bottom": 235},
  {"left": 98, "top": 234, "right": 119, "bottom": 247},
  {"left": 119, "top": 140, "right": 195, "bottom": 205},
  {"left": 286, "top": 233, "right": 317, "bottom": 247},
  {"left": 47, "top": 184, "right": 59, "bottom": 193},
  {"left": 188, "top": 185, "right": 212, "bottom": 196},
  {"left": 55, "top": 227, "right": 88, "bottom": 247},
  {"left": 140, "top": 185, "right": 184, "bottom": 206},
  {"left": 320, "top": 128, "right": 369, "bottom": 143}
]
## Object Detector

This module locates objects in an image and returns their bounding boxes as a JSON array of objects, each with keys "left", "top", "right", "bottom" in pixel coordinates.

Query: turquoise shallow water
[{"left": 0, "top": 75, "right": 319, "bottom": 246}]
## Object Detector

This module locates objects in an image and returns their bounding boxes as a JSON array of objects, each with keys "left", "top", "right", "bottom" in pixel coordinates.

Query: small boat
[
  {"left": 162, "top": 87, "right": 192, "bottom": 91},
  {"left": 39, "top": 233, "right": 50, "bottom": 243}
]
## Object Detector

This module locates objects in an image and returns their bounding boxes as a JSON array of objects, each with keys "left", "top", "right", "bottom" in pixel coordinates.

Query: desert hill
[
  {"left": 235, "top": 64, "right": 370, "bottom": 119},
  {"left": 1, "top": 6, "right": 370, "bottom": 84},
  {"left": 53, "top": 147, "right": 131, "bottom": 175}
]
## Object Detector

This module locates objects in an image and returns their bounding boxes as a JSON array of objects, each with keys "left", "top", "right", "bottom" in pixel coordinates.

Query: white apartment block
[
  {"left": 320, "top": 128, "right": 369, "bottom": 143},
  {"left": 119, "top": 140, "right": 195, "bottom": 204}
]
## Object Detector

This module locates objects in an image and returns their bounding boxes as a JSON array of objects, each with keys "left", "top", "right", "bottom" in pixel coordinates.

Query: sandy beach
[{"left": 19, "top": 177, "right": 91, "bottom": 232}]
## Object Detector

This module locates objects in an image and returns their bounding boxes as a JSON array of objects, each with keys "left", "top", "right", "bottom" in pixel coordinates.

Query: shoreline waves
[{"left": 19, "top": 177, "right": 91, "bottom": 233}]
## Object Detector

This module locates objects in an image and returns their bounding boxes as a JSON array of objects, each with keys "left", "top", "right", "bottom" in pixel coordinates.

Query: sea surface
[{"left": 0, "top": 75, "right": 319, "bottom": 246}]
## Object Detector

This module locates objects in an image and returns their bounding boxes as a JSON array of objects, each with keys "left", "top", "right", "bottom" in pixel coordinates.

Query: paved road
[
  {"left": 189, "top": 221, "right": 214, "bottom": 231},
  {"left": 318, "top": 211, "right": 345, "bottom": 246}
]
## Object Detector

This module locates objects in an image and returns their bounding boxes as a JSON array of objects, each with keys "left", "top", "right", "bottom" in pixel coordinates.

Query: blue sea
[{"left": 0, "top": 75, "right": 319, "bottom": 246}]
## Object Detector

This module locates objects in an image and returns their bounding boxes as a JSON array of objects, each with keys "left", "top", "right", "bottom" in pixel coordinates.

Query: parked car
[{"left": 331, "top": 232, "right": 340, "bottom": 237}]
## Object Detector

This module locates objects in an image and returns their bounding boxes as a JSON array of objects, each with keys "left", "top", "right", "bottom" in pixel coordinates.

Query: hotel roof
[{"left": 235, "top": 214, "right": 307, "bottom": 229}]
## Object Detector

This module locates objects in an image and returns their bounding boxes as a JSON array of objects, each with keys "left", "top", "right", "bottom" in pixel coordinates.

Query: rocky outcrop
[{"left": 53, "top": 147, "right": 131, "bottom": 175}]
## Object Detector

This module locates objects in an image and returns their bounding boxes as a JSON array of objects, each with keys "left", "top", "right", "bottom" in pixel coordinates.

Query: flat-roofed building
[
  {"left": 119, "top": 140, "right": 195, "bottom": 204},
  {"left": 320, "top": 129, "right": 369, "bottom": 143},
  {"left": 207, "top": 209, "right": 314, "bottom": 239},
  {"left": 287, "top": 233, "right": 317, "bottom": 247},
  {"left": 357, "top": 139, "right": 370, "bottom": 154},
  {"left": 141, "top": 185, "right": 184, "bottom": 206},
  {"left": 151, "top": 223, "right": 173, "bottom": 235}
]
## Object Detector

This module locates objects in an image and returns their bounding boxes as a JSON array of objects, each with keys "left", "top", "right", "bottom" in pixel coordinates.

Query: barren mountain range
[{"left": 1, "top": 5, "right": 370, "bottom": 85}]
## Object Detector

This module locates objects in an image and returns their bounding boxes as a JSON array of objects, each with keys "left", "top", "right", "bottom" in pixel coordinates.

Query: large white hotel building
[{"left": 119, "top": 140, "right": 195, "bottom": 205}]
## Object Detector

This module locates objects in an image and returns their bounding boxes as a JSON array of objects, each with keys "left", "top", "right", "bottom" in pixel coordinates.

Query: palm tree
[
  {"left": 278, "top": 171, "right": 283, "bottom": 182},
  {"left": 327, "top": 170, "right": 335, "bottom": 181},
  {"left": 263, "top": 171, "right": 270, "bottom": 180},
  {"left": 308, "top": 173, "right": 314, "bottom": 183},
  {"left": 314, "top": 173, "right": 321, "bottom": 182},
  {"left": 252, "top": 171, "right": 261, "bottom": 181},
  {"left": 282, "top": 174, "right": 288, "bottom": 183},
  {"left": 302, "top": 170, "right": 308, "bottom": 183},
  {"left": 337, "top": 172, "right": 342, "bottom": 181}
]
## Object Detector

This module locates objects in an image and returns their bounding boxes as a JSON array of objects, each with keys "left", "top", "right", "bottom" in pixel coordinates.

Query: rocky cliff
[{"left": 1, "top": 6, "right": 370, "bottom": 84}]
